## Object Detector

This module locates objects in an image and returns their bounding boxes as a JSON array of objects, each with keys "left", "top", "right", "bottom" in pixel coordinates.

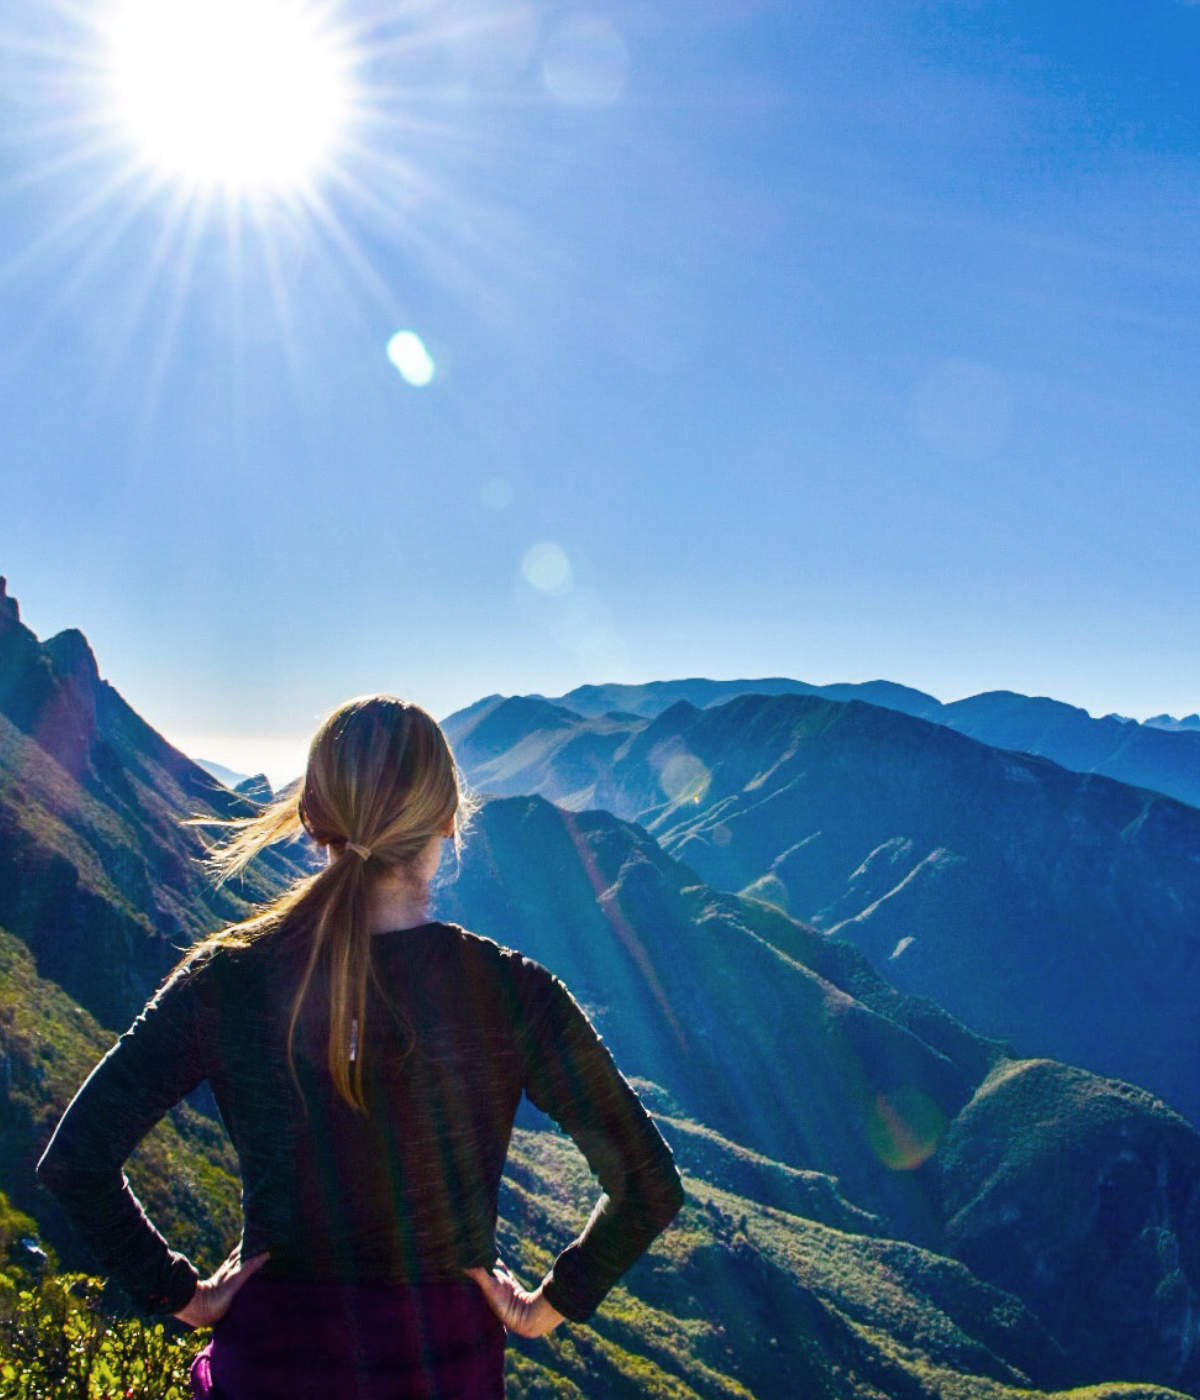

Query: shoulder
[
  {"left": 430, "top": 922, "right": 565, "bottom": 1024},
  {"left": 160, "top": 929, "right": 279, "bottom": 1012}
]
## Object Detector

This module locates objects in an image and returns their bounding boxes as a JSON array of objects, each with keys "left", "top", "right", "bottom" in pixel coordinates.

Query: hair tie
[{"left": 344, "top": 841, "right": 372, "bottom": 862}]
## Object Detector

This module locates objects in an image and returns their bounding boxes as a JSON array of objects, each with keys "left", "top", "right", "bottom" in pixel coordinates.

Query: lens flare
[
  {"left": 386, "top": 330, "right": 436, "bottom": 387},
  {"left": 658, "top": 751, "right": 711, "bottom": 806},
  {"left": 541, "top": 13, "right": 629, "bottom": 108},
  {"left": 866, "top": 1086, "right": 946, "bottom": 1171},
  {"left": 521, "top": 542, "right": 572, "bottom": 594}
]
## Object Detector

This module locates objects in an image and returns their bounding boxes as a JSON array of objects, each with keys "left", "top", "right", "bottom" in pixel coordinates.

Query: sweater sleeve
[
  {"left": 516, "top": 965, "right": 685, "bottom": 1323},
  {"left": 36, "top": 959, "right": 209, "bottom": 1315}
]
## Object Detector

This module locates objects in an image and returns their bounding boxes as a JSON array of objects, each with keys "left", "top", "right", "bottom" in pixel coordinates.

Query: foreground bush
[{"left": 0, "top": 1271, "right": 203, "bottom": 1400}]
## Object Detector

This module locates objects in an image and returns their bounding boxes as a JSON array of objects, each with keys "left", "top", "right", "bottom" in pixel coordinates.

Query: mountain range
[
  {"left": 444, "top": 689, "right": 1200, "bottom": 1128},
  {"left": 3, "top": 576, "right": 1200, "bottom": 1396},
  {"left": 502, "top": 676, "right": 1200, "bottom": 810}
]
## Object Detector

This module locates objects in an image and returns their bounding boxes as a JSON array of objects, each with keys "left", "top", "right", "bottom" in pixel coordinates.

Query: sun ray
[
  {"left": 130, "top": 188, "right": 214, "bottom": 441},
  {"left": 84, "top": 185, "right": 208, "bottom": 415}
]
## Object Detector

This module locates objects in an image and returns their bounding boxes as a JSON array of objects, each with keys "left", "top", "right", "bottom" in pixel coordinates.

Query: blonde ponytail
[{"left": 185, "top": 697, "right": 473, "bottom": 1113}]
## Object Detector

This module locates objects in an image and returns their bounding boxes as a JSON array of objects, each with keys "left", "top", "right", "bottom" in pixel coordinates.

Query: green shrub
[{"left": 0, "top": 1271, "right": 203, "bottom": 1400}]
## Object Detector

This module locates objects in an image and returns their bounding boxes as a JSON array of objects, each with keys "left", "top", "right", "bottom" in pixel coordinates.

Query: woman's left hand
[
  {"left": 464, "top": 1260, "right": 566, "bottom": 1338},
  {"left": 173, "top": 1247, "right": 270, "bottom": 1328}
]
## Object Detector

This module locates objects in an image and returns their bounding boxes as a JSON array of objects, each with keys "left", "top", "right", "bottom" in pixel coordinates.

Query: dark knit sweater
[{"left": 37, "top": 921, "right": 684, "bottom": 1323}]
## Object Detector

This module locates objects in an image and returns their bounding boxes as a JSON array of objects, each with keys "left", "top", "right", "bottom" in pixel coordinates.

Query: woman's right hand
[
  {"left": 173, "top": 1248, "right": 270, "bottom": 1329},
  {"left": 464, "top": 1260, "right": 566, "bottom": 1338}
]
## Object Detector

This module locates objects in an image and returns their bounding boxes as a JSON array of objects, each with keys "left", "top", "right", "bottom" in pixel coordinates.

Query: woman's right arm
[
  {"left": 36, "top": 960, "right": 209, "bottom": 1315},
  {"left": 513, "top": 964, "right": 686, "bottom": 1324}
]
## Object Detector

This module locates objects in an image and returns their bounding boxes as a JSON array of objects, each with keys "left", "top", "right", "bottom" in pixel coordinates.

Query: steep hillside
[
  {"left": 0, "top": 926, "right": 241, "bottom": 1274},
  {"left": 438, "top": 795, "right": 997, "bottom": 1236},
  {"left": 3, "top": 581, "right": 1198, "bottom": 1395},
  {"left": 938, "top": 1058, "right": 1200, "bottom": 1387},
  {"left": 501, "top": 1126, "right": 1198, "bottom": 1399},
  {"left": 937, "top": 690, "right": 1200, "bottom": 810},
  {"left": 0, "top": 578, "right": 306, "bottom": 1030},
  {"left": 446, "top": 692, "right": 1200, "bottom": 1126}
]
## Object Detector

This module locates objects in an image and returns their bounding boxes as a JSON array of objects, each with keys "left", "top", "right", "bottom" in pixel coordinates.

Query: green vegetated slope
[
  {"left": 499, "top": 1129, "right": 1194, "bottom": 1400},
  {"left": 0, "top": 927, "right": 241, "bottom": 1272},
  {"left": 439, "top": 794, "right": 1200, "bottom": 1394}
]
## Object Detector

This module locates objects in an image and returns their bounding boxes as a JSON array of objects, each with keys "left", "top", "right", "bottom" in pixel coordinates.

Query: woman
[{"left": 37, "top": 695, "right": 685, "bottom": 1398}]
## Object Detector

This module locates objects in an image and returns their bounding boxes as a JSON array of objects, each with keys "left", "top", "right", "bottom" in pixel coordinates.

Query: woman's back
[{"left": 42, "top": 917, "right": 682, "bottom": 1322}]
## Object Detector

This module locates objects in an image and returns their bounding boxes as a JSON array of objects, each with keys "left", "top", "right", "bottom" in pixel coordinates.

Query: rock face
[
  {"left": 938, "top": 1059, "right": 1200, "bottom": 1391},
  {"left": 446, "top": 689, "right": 1200, "bottom": 1127},
  {"left": 0, "top": 581, "right": 307, "bottom": 1030},
  {"left": 0, "top": 578, "right": 18, "bottom": 627}
]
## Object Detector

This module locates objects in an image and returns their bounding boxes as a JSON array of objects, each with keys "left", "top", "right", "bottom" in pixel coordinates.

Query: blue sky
[{"left": 2, "top": 0, "right": 1198, "bottom": 783}]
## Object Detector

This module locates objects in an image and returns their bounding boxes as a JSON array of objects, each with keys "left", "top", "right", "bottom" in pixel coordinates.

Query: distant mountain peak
[{"left": 0, "top": 576, "right": 18, "bottom": 628}]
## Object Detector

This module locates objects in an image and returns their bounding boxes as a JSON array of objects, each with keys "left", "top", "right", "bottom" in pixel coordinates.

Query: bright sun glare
[{"left": 105, "top": 0, "right": 352, "bottom": 194}]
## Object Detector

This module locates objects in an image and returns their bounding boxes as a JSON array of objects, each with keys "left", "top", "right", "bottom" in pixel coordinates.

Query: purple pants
[{"left": 189, "top": 1275, "right": 506, "bottom": 1400}]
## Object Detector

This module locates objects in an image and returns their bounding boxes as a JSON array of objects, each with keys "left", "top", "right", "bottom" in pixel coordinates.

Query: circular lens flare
[{"left": 106, "top": 0, "right": 351, "bottom": 193}]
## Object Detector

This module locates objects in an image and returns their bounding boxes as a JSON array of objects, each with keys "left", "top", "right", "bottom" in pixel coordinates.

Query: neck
[{"left": 365, "top": 879, "right": 431, "bottom": 936}]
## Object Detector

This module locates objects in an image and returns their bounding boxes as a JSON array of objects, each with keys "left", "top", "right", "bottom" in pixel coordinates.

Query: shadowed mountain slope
[
  {"left": 438, "top": 796, "right": 1200, "bottom": 1392},
  {"left": 504, "top": 1127, "right": 1198, "bottom": 1399},
  {"left": 438, "top": 794, "right": 996, "bottom": 1239},
  {"left": 0, "top": 578, "right": 306, "bottom": 1030},
  {"left": 446, "top": 691, "right": 1200, "bottom": 1127},
  {"left": 0, "top": 926, "right": 241, "bottom": 1276},
  {"left": 937, "top": 689, "right": 1200, "bottom": 810},
  {"left": 1145, "top": 714, "right": 1200, "bottom": 734},
  {"left": 544, "top": 676, "right": 942, "bottom": 722},
  {"left": 938, "top": 1058, "right": 1200, "bottom": 1388}
]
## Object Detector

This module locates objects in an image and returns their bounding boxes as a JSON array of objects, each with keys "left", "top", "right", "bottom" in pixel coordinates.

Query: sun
[{"left": 104, "top": 0, "right": 353, "bottom": 195}]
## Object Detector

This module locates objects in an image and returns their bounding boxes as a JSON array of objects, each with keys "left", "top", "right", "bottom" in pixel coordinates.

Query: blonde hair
[{"left": 187, "top": 695, "right": 475, "bottom": 1113}]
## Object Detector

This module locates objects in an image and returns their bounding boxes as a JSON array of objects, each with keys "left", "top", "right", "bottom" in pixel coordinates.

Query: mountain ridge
[{"left": 501, "top": 674, "right": 1200, "bottom": 810}]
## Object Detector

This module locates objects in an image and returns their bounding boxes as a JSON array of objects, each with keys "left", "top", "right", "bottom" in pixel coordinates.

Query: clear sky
[{"left": 2, "top": 0, "right": 1198, "bottom": 784}]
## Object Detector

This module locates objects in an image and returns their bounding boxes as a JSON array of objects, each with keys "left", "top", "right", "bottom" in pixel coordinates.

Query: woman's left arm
[{"left": 36, "top": 959, "right": 210, "bottom": 1315}]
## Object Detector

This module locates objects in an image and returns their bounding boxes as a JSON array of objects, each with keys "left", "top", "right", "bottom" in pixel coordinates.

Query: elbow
[
  {"left": 662, "top": 1165, "right": 686, "bottom": 1227},
  {"left": 36, "top": 1138, "right": 68, "bottom": 1199},
  {"left": 636, "top": 1156, "right": 685, "bottom": 1233},
  {"left": 36, "top": 1129, "right": 82, "bottom": 1205}
]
